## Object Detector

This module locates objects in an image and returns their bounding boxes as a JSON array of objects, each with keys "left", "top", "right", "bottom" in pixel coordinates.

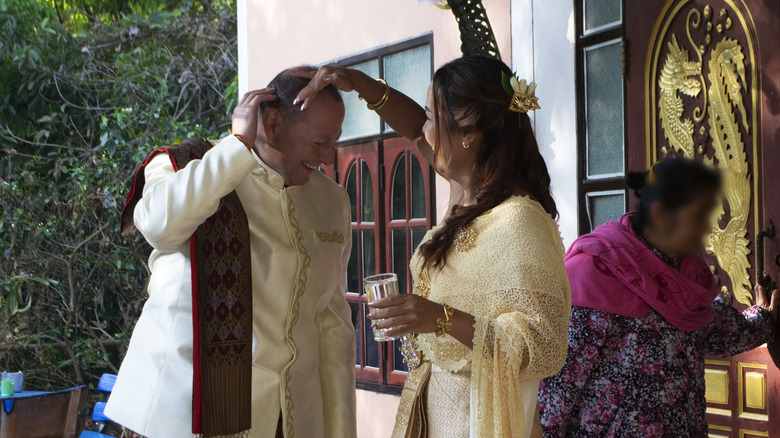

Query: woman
[
  {"left": 295, "top": 56, "right": 571, "bottom": 437},
  {"left": 538, "top": 158, "right": 778, "bottom": 437}
]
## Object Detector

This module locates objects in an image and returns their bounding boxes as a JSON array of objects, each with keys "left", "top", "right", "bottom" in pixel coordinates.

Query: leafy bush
[{"left": 0, "top": 0, "right": 237, "bottom": 398}]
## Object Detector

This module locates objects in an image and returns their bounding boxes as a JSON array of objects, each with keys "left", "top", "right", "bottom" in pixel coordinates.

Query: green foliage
[
  {"left": 1, "top": 275, "right": 59, "bottom": 319},
  {"left": 0, "top": 0, "right": 237, "bottom": 396}
]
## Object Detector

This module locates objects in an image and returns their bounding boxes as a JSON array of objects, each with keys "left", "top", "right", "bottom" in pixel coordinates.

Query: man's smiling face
[{"left": 265, "top": 93, "right": 344, "bottom": 186}]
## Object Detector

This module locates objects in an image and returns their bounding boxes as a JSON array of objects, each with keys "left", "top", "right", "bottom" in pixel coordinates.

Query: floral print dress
[{"left": 538, "top": 297, "right": 774, "bottom": 437}]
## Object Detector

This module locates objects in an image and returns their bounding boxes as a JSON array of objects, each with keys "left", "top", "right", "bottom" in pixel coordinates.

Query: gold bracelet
[
  {"left": 359, "top": 79, "right": 390, "bottom": 111},
  {"left": 233, "top": 133, "right": 252, "bottom": 152},
  {"left": 435, "top": 303, "right": 454, "bottom": 337}
]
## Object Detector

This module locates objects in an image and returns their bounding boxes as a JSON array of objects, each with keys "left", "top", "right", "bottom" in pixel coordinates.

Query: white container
[{"left": 1, "top": 372, "right": 23, "bottom": 392}]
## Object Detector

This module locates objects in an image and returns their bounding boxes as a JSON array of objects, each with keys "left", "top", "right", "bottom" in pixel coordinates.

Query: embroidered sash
[{"left": 120, "top": 138, "right": 252, "bottom": 438}]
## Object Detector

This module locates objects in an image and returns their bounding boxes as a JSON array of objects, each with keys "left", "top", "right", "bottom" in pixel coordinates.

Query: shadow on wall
[{"left": 528, "top": 3, "right": 579, "bottom": 247}]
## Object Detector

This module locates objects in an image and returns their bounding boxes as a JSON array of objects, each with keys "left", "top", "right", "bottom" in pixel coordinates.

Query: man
[{"left": 105, "top": 68, "right": 356, "bottom": 438}]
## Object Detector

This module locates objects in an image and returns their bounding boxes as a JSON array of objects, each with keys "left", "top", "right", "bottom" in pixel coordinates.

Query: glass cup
[
  {"left": 1, "top": 380, "right": 14, "bottom": 397},
  {"left": 364, "top": 273, "right": 400, "bottom": 342}
]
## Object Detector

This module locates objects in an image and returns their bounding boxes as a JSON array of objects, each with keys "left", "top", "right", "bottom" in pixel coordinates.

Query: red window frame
[
  {"left": 321, "top": 33, "right": 435, "bottom": 393},
  {"left": 382, "top": 137, "right": 433, "bottom": 386},
  {"left": 323, "top": 135, "right": 434, "bottom": 391}
]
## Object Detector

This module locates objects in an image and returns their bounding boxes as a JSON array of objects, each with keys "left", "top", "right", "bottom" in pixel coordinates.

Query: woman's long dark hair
[{"left": 420, "top": 56, "right": 557, "bottom": 270}]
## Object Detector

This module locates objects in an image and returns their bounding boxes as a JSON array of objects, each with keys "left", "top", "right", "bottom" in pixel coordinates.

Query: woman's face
[
  {"left": 422, "top": 85, "right": 473, "bottom": 181},
  {"left": 653, "top": 189, "right": 718, "bottom": 256}
]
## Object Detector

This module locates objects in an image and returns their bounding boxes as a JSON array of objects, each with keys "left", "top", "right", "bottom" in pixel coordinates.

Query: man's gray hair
[{"left": 259, "top": 66, "right": 343, "bottom": 122}]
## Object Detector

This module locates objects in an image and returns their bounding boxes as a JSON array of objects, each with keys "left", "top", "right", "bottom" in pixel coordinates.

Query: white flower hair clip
[{"left": 501, "top": 71, "right": 540, "bottom": 113}]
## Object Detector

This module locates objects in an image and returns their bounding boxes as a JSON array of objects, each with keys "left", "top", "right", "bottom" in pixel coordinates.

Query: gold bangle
[
  {"left": 359, "top": 79, "right": 390, "bottom": 111},
  {"left": 435, "top": 303, "right": 454, "bottom": 337},
  {"left": 233, "top": 133, "right": 252, "bottom": 152}
]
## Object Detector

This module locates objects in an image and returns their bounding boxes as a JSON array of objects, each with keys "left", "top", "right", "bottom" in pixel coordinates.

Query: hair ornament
[
  {"left": 648, "top": 160, "right": 662, "bottom": 185},
  {"left": 501, "top": 71, "right": 540, "bottom": 114}
]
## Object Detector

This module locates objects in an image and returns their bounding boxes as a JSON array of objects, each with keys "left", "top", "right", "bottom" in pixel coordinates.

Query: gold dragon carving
[
  {"left": 657, "top": 5, "right": 754, "bottom": 304},
  {"left": 659, "top": 34, "right": 701, "bottom": 158}
]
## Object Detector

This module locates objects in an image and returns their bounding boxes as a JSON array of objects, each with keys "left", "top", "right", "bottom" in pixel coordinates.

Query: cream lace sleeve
[{"left": 469, "top": 203, "right": 572, "bottom": 437}]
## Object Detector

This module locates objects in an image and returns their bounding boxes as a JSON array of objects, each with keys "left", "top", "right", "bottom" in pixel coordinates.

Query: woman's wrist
[
  {"left": 442, "top": 307, "right": 476, "bottom": 349},
  {"left": 435, "top": 303, "right": 454, "bottom": 337},
  {"left": 352, "top": 71, "right": 386, "bottom": 104}
]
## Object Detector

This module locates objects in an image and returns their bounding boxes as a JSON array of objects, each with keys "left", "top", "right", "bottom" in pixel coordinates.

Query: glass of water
[{"left": 364, "top": 273, "right": 400, "bottom": 342}]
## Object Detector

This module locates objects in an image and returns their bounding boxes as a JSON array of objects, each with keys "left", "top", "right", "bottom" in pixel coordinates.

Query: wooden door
[{"left": 625, "top": 0, "right": 780, "bottom": 436}]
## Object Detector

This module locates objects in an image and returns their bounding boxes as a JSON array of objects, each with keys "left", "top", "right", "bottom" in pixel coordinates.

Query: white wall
[{"left": 511, "top": 0, "right": 579, "bottom": 248}]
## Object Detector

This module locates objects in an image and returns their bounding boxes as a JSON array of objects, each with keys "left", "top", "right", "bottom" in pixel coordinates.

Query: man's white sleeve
[{"left": 133, "top": 136, "right": 257, "bottom": 251}]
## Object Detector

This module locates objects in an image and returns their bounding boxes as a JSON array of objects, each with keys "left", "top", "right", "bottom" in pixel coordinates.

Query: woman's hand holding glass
[{"left": 367, "top": 294, "right": 445, "bottom": 338}]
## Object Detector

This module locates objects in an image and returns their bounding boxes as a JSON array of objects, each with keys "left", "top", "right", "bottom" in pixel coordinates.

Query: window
[
  {"left": 323, "top": 35, "right": 435, "bottom": 393},
  {"left": 575, "top": 0, "right": 628, "bottom": 233}
]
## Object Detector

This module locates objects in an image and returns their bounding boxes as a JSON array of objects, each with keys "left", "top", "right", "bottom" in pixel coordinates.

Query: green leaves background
[{"left": 0, "top": 0, "right": 238, "bottom": 411}]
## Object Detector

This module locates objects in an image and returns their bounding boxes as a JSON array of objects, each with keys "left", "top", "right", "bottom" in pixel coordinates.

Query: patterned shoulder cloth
[
  {"left": 392, "top": 357, "right": 431, "bottom": 438},
  {"left": 120, "top": 138, "right": 252, "bottom": 438}
]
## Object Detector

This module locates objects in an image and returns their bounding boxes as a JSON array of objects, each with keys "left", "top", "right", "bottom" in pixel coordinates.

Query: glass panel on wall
[
  {"left": 346, "top": 162, "right": 357, "bottom": 222},
  {"left": 347, "top": 230, "right": 359, "bottom": 294},
  {"left": 341, "top": 60, "right": 381, "bottom": 139},
  {"left": 349, "top": 301, "right": 360, "bottom": 365},
  {"left": 363, "top": 303, "right": 379, "bottom": 368},
  {"left": 583, "top": 0, "right": 621, "bottom": 31},
  {"left": 410, "top": 154, "right": 426, "bottom": 219},
  {"left": 585, "top": 40, "right": 624, "bottom": 177},
  {"left": 392, "top": 154, "right": 407, "bottom": 220},
  {"left": 587, "top": 192, "right": 625, "bottom": 231},
  {"left": 384, "top": 45, "right": 431, "bottom": 108},
  {"left": 392, "top": 229, "right": 408, "bottom": 294},
  {"left": 361, "top": 230, "right": 376, "bottom": 278},
  {"left": 360, "top": 161, "right": 375, "bottom": 222}
]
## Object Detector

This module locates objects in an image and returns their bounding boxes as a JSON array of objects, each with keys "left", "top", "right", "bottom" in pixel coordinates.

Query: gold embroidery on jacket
[
  {"left": 315, "top": 231, "right": 345, "bottom": 244},
  {"left": 252, "top": 166, "right": 271, "bottom": 185},
  {"left": 282, "top": 196, "right": 311, "bottom": 438}
]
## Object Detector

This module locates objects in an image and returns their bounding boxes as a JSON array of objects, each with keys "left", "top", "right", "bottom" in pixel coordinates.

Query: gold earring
[{"left": 462, "top": 141, "right": 470, "bottom": 149}]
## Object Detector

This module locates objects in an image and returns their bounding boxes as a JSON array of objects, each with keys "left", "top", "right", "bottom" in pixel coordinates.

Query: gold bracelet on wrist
[
  {"left": 435, "top": 303, "right": 454, "bottom": 337},
  {"left": 233, "top": 133, "right": 252, "bottom": 152},
  {"left": 359, "top": 79, "right": 390, "bottom": 111}
]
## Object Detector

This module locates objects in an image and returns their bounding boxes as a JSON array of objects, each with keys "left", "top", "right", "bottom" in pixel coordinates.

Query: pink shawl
[{"left": 566, "top": 213, "right": 718, "bottom": 331}]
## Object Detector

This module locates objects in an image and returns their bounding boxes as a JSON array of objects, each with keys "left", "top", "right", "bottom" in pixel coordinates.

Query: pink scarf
[{"left": 566, "top": 213, "right": 718, "bottom": 331}]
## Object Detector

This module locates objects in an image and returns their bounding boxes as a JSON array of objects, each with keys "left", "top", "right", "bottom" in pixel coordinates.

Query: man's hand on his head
[{"left": 232, "top": 88, "right": 276, "bottom": 147}]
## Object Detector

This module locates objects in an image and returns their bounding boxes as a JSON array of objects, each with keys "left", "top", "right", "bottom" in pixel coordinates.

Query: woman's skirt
[{"left": 426, "top": 363, "right": 471, "bottom": 438}]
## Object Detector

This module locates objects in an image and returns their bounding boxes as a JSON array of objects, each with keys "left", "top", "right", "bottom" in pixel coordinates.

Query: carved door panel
[{"left": 625, "top": 0, "right": 780, "bottom": 436}]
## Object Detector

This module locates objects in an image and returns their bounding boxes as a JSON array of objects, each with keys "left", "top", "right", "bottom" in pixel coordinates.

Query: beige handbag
[{"left": 391, "top": 361, "right": 432, "bottom": 438}]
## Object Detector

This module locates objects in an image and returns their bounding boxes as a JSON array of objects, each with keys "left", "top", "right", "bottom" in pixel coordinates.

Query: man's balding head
[
  {"left": 260, "top": 66, "right": 343, "bottom": 123},
  {"left": 256, "top": 66, "right": 344, "bottom": 187}
]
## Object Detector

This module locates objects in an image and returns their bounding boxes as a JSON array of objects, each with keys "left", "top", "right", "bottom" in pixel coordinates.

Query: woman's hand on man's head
[{"left": 293, "top": 66, "right": 371, "bottom": 111}]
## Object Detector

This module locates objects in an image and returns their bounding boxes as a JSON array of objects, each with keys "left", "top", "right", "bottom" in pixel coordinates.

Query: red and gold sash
[{"left": 120, "top": 138, "right": 252, "bottom": 438}]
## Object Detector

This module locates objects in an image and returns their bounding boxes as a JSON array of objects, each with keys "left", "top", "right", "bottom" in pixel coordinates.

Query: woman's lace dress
[{"left": 408, "top": 195, "right": 572, "bottom": 437}]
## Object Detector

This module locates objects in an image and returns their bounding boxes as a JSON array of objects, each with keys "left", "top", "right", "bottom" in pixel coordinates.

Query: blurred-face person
[{"left": 538, "top": 158, "right": 779, "bottom": 437}]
